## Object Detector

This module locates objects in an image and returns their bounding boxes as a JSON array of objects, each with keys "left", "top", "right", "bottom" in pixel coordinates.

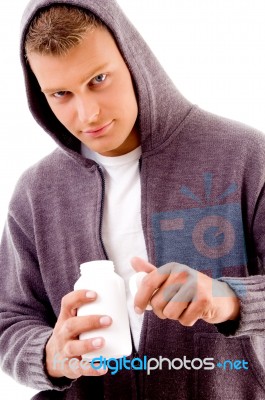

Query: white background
[{"left": 0, "top": 0, "right": 264, "bottom": 398}]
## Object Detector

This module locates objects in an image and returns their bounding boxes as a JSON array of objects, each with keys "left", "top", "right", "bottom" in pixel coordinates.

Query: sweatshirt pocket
[{"left": 194, "top": 333, "right": 265, "bottom": 400}]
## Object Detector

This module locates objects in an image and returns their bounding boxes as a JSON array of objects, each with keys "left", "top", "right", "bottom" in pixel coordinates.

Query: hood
[{"left": 20, "top": 0, "right": 193, "bottom": 159}]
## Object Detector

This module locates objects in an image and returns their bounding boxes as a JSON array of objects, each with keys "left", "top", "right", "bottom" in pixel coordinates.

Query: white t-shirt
[{"left": 81, "top": 144, "right": 148, "bottom": 350}]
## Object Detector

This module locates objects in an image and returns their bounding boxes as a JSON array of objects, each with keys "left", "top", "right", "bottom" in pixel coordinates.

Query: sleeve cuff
[
  {"left": 216, "top": 275, "right": 265, "bottom": 337},
  {"left": 25, "top": 329, "right": 75, "bottom": 391}
]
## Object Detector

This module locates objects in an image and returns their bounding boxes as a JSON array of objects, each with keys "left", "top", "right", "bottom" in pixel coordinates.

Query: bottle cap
[
  {"left": 129, "top": 271, "right": 152, "bottom": 311},
  {"left": 80, "top": 260, "right": 114, "bottom": 275}
]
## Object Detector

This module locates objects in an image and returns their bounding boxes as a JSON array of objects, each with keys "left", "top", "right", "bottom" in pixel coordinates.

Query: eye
[
  {"left": 90, "top": 74, "right": 107, "bottom": 86},
  {"left": 53, "top": 91, "right": 69, "bottom": 98}
]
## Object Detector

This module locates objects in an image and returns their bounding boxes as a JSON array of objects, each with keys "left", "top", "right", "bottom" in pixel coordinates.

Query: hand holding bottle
[{"left": 45, "top": 289, "right": 112, "bottom": 379}]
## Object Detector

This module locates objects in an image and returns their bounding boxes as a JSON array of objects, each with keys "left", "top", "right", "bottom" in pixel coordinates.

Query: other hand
[{"left": 131, "top": 257, "right": 240, "bottom": 326}]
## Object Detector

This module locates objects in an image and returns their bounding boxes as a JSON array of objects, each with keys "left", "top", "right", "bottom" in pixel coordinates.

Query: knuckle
[
  {"left": 64, "top": 341, "right": 76, "bottom": 357},
  {"left": 83, "top": 316, "right": 96, "bottom": 330},
  {"left": 60, "top": 291, "right": 86, "bottom": 313},
  {"left": 80, "top": 315, "right": 100, "bottom": 333},
  {"left": 84, "top": 367, "right": 106, "bottom": 376},
  {"left": 69, "top": 365, "right": 82, "bottom": 379},
  {"left": 150, "top": 299, "right": 159, "bottom": 312},
  {"left": 63, "top": 319, "right": 75, "bottom": 337},
  {"left": 187, "top": 282, "right": 197, "bottom": 297},
  {"left": 199, "top": 296, "right": 210, "bottom": 309},
  {"left": 159, "top": 263, "right": 175, "bottom": 275},
  {"left": 163, "top": 309, "right": 172, "bottom": 319},
  {"left": 157, "top": 312, "right": 167, "bottom": 320},
  {"left": 165, "top": 262, "right": 185, "bottom": 273},
  {"left": 162, "top": 284, "right": 177, "bottom": 301},
  {"left": 144, "top": 278, "right": 155, "bottom": 291},
  {"left": 153, "top": 305, "right": 167, "bottom": 319},
  {"left": 163, "top": 306, "right": 176, "bottom": 319},
  {"left": 149, "top": 292, "right": 161, "bottom": 309},
  {"left": 178, "top": 271, "right": 189, "bottom": 282},
  {"left": 178, "top": 317, "right": 195, "bottom": 327},
  {"left": 61, "top": 294, "right": 69, "bottom": 310}
]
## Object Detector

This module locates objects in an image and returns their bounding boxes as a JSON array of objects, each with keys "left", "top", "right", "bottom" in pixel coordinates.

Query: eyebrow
[{"left": 41, "top": 62, "right": 110, "bottom": 94}]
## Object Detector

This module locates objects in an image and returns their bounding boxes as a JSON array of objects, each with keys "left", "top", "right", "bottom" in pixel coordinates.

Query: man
[{"left": 1, "top": 0, "right": 265, "bottom": 399}]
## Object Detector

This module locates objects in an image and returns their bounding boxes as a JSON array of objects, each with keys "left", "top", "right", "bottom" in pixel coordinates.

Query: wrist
[
  {"left": 228, "top": 297, "right": 240, "bottom": 321},
  {"left": 45, "top": 340, "right": 64, "bottom": 378}
]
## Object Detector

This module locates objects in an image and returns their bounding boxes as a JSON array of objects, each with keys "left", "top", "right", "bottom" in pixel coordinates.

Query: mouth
[{"left": 83, "top": 121, "right": 113, "bottom": 138}]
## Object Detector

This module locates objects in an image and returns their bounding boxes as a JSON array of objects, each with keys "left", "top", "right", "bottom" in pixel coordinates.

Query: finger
[
  {"left": 63, "top": 337, "right": 105, "bottom": 358},
  {"left": 69, "top": 360, "right": 108, "bottom": 378},
  {"left": 53, "top": 355, "right": 108, "bottom": 379},
  {"left": 58, "top": 290, "right": 97, "bottom": 321},
  {"left": 162, "top": 282, "right": 195, "bottom": 320},
  {"left": 79, "top": 362, "right": 108, "bottom": 377},
  {"left": 148, "top": 281, "right": 183, "bottom": 319},
  {"left": 177, "top": 301, "right": 202, "bottom": 326},
  {"left": 130, "top": 257, "right": 156, "bottom": 273},
  {"left": 60, "top": 315, "right": 112, "bottom": 340},
  {"left": 134, "top": 263, "right": 189, "bottom": 314},
  {"left": 134, "top": 268, "right": 167, "bottom": 313},
  {"left": 65, "top": 364, "right": 107, "bottom": 379}
]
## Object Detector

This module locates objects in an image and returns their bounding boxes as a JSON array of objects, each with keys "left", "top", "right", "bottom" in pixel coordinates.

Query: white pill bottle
[{"left": 74, "top": 260, "right": 132, "bottom": 360}]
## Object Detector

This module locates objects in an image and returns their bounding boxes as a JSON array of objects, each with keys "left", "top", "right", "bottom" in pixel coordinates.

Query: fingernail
[
  {"left": 92, "top": 338, "right": 103, "bottom": 348},
  {"left": 86, "top": 291, "right": 96, "bottom": 299},
  {"left": 135, "top": 306, "right": 143, "bottom": 314},
  {"left": 100, "top": 316, "right": 112, "bottom": 326}
]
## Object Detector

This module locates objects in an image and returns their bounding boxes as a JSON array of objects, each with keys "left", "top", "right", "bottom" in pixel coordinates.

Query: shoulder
[
  {"left": 9, "top": 147, "right": 97, "bottom": 217},
  {"left": 177, "top": 107, "right": 265, "bottom": 176},
  {"left": 13, "top": 148, "right": 66, "bottom": 190},
  {"left": 8, "top": 149, "right": 77, "bottom": 214},
  {"left": 189, "top": 107, "right": 265, "bottom": 153}
]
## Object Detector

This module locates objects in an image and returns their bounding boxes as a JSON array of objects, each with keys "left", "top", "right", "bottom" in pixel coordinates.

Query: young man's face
[{"left": 28, "top": 27, "right": 139, "bottom": 157}]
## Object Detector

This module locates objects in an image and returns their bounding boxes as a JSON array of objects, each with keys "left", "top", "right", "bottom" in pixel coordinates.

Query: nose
[{"left": 76, "top": 95, "right": 100, "bottom": 124}]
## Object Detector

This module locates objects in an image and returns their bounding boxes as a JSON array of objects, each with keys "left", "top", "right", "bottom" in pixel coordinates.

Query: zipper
[
  {"left": 97, "top": 165, "right": 109, "bottom": 260},
  {"left": 139, "top": 156, "right": 142, "bottom": 172}
]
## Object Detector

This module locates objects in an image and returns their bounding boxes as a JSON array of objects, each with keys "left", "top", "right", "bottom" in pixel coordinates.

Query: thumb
[{"left": 131, "top": 257, "right": 156, "bottom": 273}]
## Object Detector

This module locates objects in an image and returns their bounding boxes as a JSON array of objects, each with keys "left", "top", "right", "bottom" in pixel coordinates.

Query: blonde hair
[{"left": 25, "top": 5, "right": 106, "bottom": 56}]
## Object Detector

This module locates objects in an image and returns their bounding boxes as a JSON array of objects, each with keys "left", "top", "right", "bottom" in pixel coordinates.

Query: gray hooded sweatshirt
[{"left": 1, "top": 0, "right": 265, "bottom": 399}]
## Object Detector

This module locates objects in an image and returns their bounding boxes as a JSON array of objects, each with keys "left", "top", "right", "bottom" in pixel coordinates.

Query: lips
[{"left": 83, "top": 121, "right": 113, "bottom": 137}]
